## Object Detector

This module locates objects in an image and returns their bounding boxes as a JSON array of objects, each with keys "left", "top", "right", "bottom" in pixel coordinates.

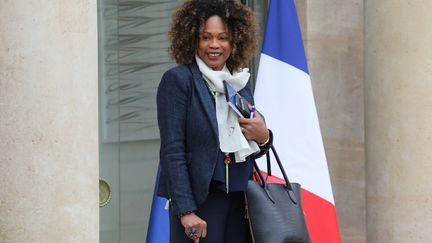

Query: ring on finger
[{"left": 188, "top": 228, "right": 197, "bottom": 239}]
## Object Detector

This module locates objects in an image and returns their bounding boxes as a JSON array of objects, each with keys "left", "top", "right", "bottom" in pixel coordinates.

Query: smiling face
[{"left": 197, "top": 15, "right": 232, "bottom": 70}]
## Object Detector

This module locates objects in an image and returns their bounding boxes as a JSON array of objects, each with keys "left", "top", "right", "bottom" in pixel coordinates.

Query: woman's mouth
[{"left": 207, "top": 53, "right": 222, "bottom": 60}]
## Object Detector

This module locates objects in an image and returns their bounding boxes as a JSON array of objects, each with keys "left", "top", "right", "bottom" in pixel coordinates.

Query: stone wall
[
  {"left": 304, "top": 0, "right": 366, "bottom": 242},
  {"left": 365, "top": 0, "right": 432, "bottom": 242},
  {"left": 0, "top": 1, "right": 99, "bottom": 242}
]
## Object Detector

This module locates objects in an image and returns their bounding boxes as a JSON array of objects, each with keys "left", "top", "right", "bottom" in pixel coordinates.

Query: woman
[{"left": 157, "top": 1, "right": 272, "bottom": 242}]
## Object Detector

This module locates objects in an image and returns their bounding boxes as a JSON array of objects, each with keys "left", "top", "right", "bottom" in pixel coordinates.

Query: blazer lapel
[{"left": 188, "top": 62, "right": 219, "bottom": 141}]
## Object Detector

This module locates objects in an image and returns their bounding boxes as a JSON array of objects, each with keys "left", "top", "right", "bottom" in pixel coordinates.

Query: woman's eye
[{"left": 219, "top": 36, "right": 229, "bottom": 41}]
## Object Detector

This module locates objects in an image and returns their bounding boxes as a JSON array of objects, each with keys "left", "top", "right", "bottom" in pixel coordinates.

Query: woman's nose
[{"left": 209, "top": 39, "right": 220, "bottom": 48}]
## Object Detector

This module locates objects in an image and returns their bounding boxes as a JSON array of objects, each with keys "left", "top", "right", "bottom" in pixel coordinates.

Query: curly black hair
[{"left": 169, "top": 0, "right": 258, "bottom": 71}]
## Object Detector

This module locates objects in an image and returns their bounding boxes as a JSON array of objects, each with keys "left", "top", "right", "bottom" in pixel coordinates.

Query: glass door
[
  {"left": 97, "top": 0, "right": 268, "bottom": 242},
  {"left": 98, "top": 1, "right": 181, "bottom": 242}
]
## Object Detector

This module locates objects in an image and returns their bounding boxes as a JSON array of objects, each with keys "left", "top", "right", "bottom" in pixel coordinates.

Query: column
[
  {"left": 0, "top": 1, "right": 98, "bottom": 242},
  {"left": 365, "top": 0, "right": 432, "bottom": 242}
]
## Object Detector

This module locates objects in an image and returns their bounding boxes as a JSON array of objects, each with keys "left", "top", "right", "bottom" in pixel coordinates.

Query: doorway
[
  {"left": 98, "top": 1, "right": 180, "bottom": 242},
  {"left": 98, "top": 0, "right": 267, "bottom": 242}
]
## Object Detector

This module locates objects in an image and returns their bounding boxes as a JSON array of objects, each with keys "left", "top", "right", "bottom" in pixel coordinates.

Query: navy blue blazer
[{"left": 156, "top": 61, "right": 269, "bottom": 216}]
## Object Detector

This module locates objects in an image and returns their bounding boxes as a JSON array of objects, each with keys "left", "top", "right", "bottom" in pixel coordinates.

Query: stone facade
[{"left": 1, "top": 0, "right": 432, "bottom": 242}]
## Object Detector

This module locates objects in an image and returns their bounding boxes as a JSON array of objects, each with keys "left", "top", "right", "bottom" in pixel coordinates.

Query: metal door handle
[{"left": 99, "top": 178, "right": 112, "bottom": 207}]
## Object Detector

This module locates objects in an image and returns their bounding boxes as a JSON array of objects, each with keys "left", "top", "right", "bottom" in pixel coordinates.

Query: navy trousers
[{"left": 169, "top": 190, "right": 251, "bottom": 243}]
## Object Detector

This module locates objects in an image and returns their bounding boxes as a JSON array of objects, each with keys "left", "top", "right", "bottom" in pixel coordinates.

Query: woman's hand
[
  {"left": 238, "top": 111, "right": 269, "bottom": 145},
  {"left": 180, "top": 212, "right": 207, "bottom": 242}
]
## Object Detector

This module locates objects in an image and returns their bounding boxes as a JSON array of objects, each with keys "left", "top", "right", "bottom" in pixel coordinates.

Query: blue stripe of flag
[
  {"left": 262, "top": 0, "right": 309, "bottom": 74},
  {"left": 146, "top": 164, "right": 169, "bottom": 243}
]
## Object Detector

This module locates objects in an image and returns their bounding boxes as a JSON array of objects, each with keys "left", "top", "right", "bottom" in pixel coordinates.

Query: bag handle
[
  {"left": 253, "top": 145, "right": 298, "bottom": 204},
  {"left": 266, "top": 148, "right": 272, "bottom": 176}
]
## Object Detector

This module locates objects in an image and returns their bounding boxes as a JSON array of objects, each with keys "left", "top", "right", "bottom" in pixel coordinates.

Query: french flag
[
  {"left": 254, "top": 0, "right": 341, "bottom": 242},
  {"left": 146, "top": 164, "right": 169, "bottom": 243}
]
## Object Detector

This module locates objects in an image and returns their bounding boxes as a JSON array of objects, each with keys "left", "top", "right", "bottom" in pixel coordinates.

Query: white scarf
[{"left": 195, "top": 55, "right": 259, "bottom": 162}]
